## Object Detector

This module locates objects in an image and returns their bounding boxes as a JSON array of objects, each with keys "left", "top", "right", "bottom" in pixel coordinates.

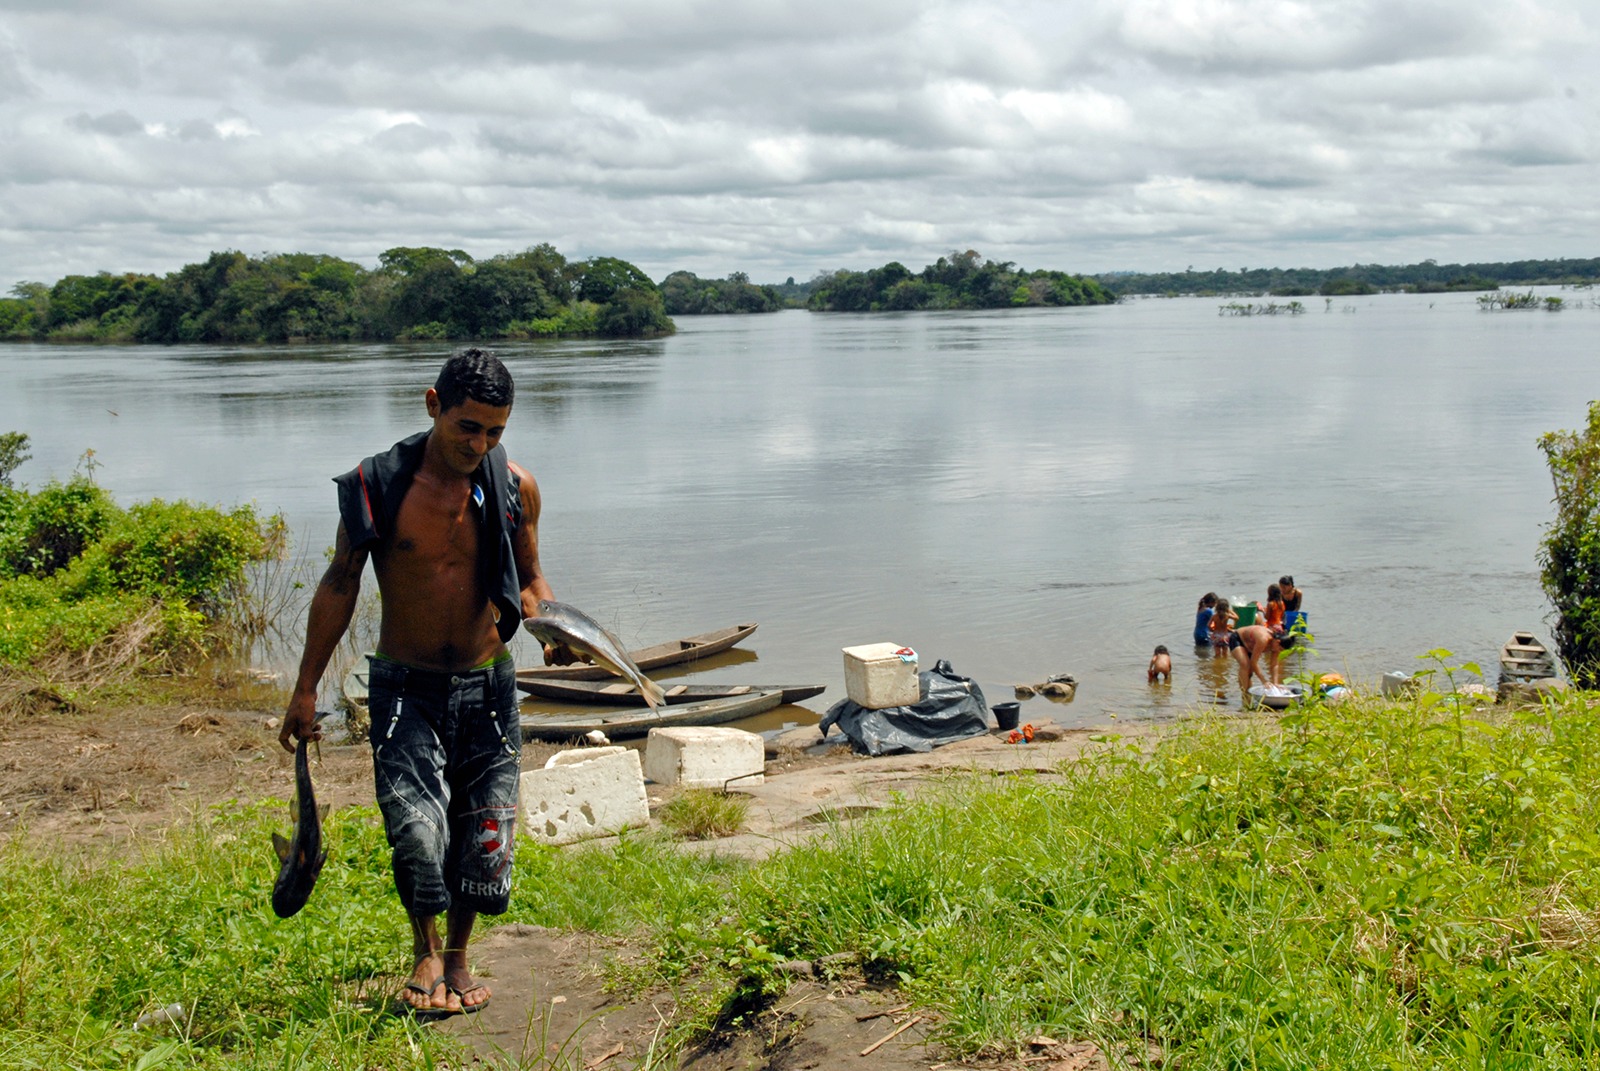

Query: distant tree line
[
  {"left": 1096, "top": 257, "right": 1600, "bottom": 298},
  {"left": 0, "top": 245, "right": 673, "bottom": 343},
  {"left": 658, "top": 271, "right": 786, "bottom": 314},
  {"left": 804, "top": 251, "right": 1114, "bottom": 312}
]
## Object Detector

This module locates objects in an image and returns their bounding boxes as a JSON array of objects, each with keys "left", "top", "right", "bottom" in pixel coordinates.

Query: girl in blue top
[{"left": 1193, "top": 592, "right": 1219, "bottom": 646}]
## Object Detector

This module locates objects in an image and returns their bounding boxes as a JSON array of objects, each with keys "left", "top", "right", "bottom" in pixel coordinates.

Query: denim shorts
[{"left": 365, "top": 656, "right": 521, "bottom": 917}]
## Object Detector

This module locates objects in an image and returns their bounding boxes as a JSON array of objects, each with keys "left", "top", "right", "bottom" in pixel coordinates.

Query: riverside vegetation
[
  {"left": 0, "top": 434, "right": 280, "bottom": 715},
  {"left": 7, "top": 680, "right": 1600, "bottom": 1069},
  {"left": 0, "top": 244, "right": 673, "bottom": 344}
]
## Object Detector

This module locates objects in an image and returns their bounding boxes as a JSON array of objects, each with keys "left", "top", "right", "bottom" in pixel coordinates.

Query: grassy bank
[{"left": 8, "top": 681, "right": 1600, "bottom": 1068}]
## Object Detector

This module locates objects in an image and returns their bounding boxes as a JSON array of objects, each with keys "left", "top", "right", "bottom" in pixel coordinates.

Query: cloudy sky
[{"left": 0, "top": 0, "right": 1595, "bottom": 285}]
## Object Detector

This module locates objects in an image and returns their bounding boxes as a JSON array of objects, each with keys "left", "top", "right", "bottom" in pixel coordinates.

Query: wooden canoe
[
  {"left": 520, "top": 678, "right": 825, "bottom": 706},
  {"left": 1499, "top": 631, "right": 1557, "bottom": 683},
  {"left": 519, "top": 688, "right": 783, "bottom": 741},
  {"left": 515, "top": 622, "right": 758, "bottom": 687}
]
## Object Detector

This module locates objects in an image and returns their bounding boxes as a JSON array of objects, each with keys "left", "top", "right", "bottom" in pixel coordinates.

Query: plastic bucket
[
  {"left": 1232, "top": 600, "right": 1258, "bottom": 627},
  {"left": 1284, "top": 610, "right": 1307, "bottom": 633},
  {"left": 992, "top": 702, "right": 1021, "bottom": 731}
]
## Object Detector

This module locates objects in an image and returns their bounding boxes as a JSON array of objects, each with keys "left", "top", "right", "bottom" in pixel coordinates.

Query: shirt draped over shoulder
[{"left": 332, "top": 431, "right": 526, "bottom": 643}]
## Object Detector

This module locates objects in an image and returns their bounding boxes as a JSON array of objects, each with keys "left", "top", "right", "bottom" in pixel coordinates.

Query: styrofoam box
[
  {"left": 842, "top": 642, "right": 920, "bottom": 709},
  {"left": 644, "top": 726, "right": 765, "bottom": 789}
]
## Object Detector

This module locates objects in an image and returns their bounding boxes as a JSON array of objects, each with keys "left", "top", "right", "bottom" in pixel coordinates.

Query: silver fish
[
  {"left": 271, "top": 733, "right": 328, "bottom": 919},
  {"left": 523, "top": 600, "right": 667, "bottom": 709}
]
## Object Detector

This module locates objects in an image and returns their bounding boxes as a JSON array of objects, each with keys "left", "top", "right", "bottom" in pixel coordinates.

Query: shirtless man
[
  {"left": 280, "top": 349, "right": 572, "bottom": 1018},
  {"left": 1228, "top": 623, "right": 1298, "bottom": 692}
]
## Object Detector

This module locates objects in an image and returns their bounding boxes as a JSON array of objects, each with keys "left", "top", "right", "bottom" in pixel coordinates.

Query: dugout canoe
[
  {"left": 518, "top": 688, "right": 784, "bottom": 741},
  {"left": 519, "top": 678, "right": 825, "bottom": 706},
  {"left": 515, "top": 622, "right": 758, "bottom": 688},
  {"left": 1499, "top": 631, "right": 1557, "bottom": 683}
]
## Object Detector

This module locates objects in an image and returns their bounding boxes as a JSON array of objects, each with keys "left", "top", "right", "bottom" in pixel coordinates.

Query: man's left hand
[{"left": 543, "top": 642, "right": 592, "bottom": 667}]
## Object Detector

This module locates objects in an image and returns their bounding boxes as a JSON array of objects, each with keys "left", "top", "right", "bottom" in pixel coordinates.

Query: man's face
[{"left": 426, "top": 390, "right": 511, "bottom": 475}]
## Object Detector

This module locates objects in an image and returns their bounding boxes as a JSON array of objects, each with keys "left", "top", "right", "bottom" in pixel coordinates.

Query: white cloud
[{"left": 0, "top": 0, "right": 1595, "bottom": 284}]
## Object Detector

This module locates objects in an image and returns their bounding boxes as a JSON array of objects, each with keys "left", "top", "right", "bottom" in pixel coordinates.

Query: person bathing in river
[
  {"left": 1229, "top": 624, "right": 1298, "bottom": 692},
  {"left": 1148, "top": 645, "right": 1172, "bottom": 683},
  {"left": 1280, "top": 575, "right": 1304, "bottom": 631},
  {"left": 281, "top": 349, "right": 578, "bottom": 1018},
  {"left": 1208, "top": 596, "right": 1237, "bottom": 656},
  {"left": 1193, "top": 593, "right": 1219, "bottom": 647},
  {"left": 1263, "top": 583, "right": 1286, "bottom": 634}
]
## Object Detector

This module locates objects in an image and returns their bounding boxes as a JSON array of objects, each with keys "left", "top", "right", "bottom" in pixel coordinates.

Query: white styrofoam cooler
[{"left": 842, "top": 642, "right": 920, "bottom": 709}]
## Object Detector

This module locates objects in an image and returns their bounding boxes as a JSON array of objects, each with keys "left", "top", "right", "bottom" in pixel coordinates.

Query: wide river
[{"left": 3, "top": 290, "right": 1597, "bottom": 729}]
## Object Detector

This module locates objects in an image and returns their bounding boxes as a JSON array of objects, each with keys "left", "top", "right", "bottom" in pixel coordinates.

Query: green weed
[{"left": 657, "top": 790, "right": 750, "bottom": 840}]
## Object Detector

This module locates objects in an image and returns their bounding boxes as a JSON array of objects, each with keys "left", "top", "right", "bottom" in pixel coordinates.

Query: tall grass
[{"left": 694, "top": 689, "right": 1600, "bottom": 1067}]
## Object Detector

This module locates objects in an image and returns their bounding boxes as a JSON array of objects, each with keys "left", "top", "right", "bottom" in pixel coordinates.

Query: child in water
[
  {"left": 1208, "top": 598, "right": 1237, "bottom": 657},
  {"left": 1263, "top": 583, "right": 1286, "bottom": 634},
  {"left": 1148, "top": 645, "right": 1172, "bottom": 683},
  {"left": 1193, "top": 592, "right": 1218, "bottom": 646}
]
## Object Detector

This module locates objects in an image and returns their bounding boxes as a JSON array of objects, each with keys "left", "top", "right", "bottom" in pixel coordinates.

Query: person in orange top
[{"left": 1263, "top": 583, "right": 1286, "bottom": 634}]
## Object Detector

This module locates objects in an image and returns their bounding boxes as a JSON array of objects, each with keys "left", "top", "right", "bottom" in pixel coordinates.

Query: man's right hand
[{"left": 280, "top": 694, "right": 323, "bottom": 754}]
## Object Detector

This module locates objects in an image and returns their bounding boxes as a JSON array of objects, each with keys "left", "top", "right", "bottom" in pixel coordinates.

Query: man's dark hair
[
  {"left": 1278, "top": 633, "right": 1298, "bottom": 651},
  {"left": 435, "top": 348, "right": 514, "bottom": 411}
]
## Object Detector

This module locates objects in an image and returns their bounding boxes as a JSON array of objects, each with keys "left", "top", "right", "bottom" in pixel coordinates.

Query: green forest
[
  {"left": 805, "top": 250, "right": 1115, "bottom": 312},
  {"left": 658, "top": 270, "right": 786, "bottom": 314},
  {"left": 1095, "top": 256, "right": 1600, "bottom": 297},
  {"left": 8, "top": 248, "right": 1598, "bottom": 340},
  {"left": 0, "top": 245, "right": 673, "bottom": 343}
]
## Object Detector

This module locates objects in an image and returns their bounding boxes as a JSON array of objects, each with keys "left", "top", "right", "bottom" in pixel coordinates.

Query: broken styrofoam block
[
  {"left": 643, "top": 726, "right": 765, "bottom": 789},
  {"left": 519, "top": 745, "right": 648, "bottom": 845}
]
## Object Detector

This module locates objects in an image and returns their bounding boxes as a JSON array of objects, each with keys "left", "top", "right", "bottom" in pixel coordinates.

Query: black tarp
[{"left": 818, "top": 659, "right": 990, "bottom": 756}]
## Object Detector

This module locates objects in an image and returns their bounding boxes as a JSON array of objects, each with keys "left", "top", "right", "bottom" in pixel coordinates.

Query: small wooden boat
[
  {"left": 515, "top": 622, "right": 758, "bottom": 688},
  {"left": 519, "top": 689, "right": 783, "bottom": 741},
  {"left": 1499, "top": 631, "right": 1557, "bottom": 683},
  {"left": 520, "top": 678, "right": 825, "bottom": 706}
]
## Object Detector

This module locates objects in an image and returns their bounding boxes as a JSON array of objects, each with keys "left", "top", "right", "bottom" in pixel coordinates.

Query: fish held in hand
[
  {"left": 523, "top": 600, "right": 667, "bottom": 709},
  {"left": 271, "top": 734, "right": 328, "bottom": 919}
]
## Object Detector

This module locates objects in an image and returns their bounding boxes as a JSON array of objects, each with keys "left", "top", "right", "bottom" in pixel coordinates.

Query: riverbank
[{"left": 8, "top": 685, "right": 1600, "bottom": 1069}]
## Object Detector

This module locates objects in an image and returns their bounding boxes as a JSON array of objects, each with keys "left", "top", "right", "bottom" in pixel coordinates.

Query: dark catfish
[{"left": 271, "top": 734, "right": 328, "bottom": 919}]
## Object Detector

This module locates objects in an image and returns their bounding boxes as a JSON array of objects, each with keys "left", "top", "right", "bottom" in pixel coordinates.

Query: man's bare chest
[{"left": 386, "top": 483, "right": 482, "bottom": 564}]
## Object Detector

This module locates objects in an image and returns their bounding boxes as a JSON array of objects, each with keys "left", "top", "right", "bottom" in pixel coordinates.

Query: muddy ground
[{"left": 0, "top": 698, "right": 1152, "bottom": 1070}]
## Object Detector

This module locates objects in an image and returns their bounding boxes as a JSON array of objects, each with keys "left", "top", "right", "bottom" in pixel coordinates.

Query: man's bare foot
[
  {"left": 443, "top": 964, "right": 492, "bottom": 1014},
  {"left": 402, "top": 952, "right": 461, "bottom": 1015}
]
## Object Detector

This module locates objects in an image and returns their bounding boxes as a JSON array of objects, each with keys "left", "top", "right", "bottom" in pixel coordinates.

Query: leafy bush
[
  {"left": 0, "top": 462, "right": 279, "bottom": 675},
  {"left": 0, "top": 475, "right": 119, "bottom": 577},
  {"left": 1540, "top": 401, "right": 1600, "bottom": 685},
  {"left": 0, "top": 431, "right": 30, "bottom": 488},
  {"left": 64, "top": 499, "right": 272, "bottom": 610}
]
